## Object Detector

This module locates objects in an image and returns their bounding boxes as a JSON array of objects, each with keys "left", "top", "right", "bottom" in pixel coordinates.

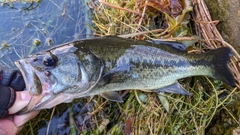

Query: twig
[
  {"left": 192, "top": 0, "right": 240, "bottom": 87},
  {"left": 46, "top": 106, "right": 56, "bottom": 135},
  {"left": 118, "top": 28, "right": 164, "bottom": 38},
  {"left": 99, "top": 0, "right": 140, "bottom": 15},
  {"left": 137, "top": 0, "right": 148, "bottom": 30}
]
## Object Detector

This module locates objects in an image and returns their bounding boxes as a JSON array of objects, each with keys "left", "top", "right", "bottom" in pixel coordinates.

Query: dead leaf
[{"left": 124, "top": 117, "right": 134, "bottom": 135}]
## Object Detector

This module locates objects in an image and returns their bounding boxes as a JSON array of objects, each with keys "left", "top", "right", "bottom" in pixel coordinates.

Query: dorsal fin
[{"left": 148, "top": 40, "right": 187, "bottom": 52}]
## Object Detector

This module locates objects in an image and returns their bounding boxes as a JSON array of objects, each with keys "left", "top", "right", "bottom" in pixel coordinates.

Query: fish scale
[{"left": 15, "top": 36, "right": 235, "bottom": 113}]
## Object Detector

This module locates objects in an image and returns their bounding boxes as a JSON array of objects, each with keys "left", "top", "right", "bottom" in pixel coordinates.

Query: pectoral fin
[
  {"left": 102, "top": 64, "right": 132, "bottom": 85},
  {"left": 155, "top": 82, "right": 192, "bottom": 96},
  {"left": 100, "top": 92, "right": 123, "bottom": 102}
]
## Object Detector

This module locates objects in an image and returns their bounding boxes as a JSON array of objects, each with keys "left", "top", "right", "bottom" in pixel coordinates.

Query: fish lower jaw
[{"left": 34, "top": 92, "right": 83, "bottom": 110}]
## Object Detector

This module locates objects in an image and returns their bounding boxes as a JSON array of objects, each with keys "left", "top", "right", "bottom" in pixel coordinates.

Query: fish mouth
[
  {"left": 15, "top": 60, "right": 42, "bottom": 95},
  {"left": 15, "top": 59, "right": 56, "bottom": 113}
]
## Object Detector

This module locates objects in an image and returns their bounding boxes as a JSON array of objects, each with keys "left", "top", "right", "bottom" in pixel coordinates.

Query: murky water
[{"left": 0, "top": 0, "right": 92, "bottom": 68}]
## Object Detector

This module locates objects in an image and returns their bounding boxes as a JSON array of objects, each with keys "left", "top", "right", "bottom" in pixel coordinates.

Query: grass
[
  {"left": 19, "top": 0, "right": 240, "bottom": 134},
  {"left": 86, "top": 0, "right": 240, "bottom": 134}
]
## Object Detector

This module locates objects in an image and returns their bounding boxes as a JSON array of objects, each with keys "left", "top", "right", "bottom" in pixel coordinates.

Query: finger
[
  {"left": 8, "top": 91, "right": 31, "bottom": 114},
  {"left": 0, "top": 116, "right": 23, "bottom": 135},
  {"left": 14, "top": 111, "right": 39, "bottom": 127}
]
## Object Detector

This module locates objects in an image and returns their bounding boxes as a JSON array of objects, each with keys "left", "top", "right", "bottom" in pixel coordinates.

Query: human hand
[
  {"left": 0, "top": 91, "right": 39, "bottom": 135},
  {"left": 0, "top": 67, "right": 39, "bottom": 135}
]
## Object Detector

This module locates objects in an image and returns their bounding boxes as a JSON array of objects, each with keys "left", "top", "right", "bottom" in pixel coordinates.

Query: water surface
[
  {"left": 0, "top": 0, "right": 98, "bottom": 134},
  {"left": 0, "top": 0, "right": 92, "bottom": 67}
]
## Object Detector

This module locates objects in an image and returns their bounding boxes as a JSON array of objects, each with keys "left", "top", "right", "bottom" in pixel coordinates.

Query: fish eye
[{"left": 43, "top": 55, "right": 58, "bottom": 67}]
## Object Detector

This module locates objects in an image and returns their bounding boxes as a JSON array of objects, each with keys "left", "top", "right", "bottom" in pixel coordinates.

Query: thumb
[
  {"left": 14, "top": 110, "right": 39, "bottom": 127},
  {"left": 8, "top": 91, "right": 31, "bottom": 114}
]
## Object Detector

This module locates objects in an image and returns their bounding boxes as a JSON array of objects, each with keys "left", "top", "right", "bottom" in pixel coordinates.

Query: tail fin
[{"left": 208, "top": 47, "right": 235, "bottom": 87}]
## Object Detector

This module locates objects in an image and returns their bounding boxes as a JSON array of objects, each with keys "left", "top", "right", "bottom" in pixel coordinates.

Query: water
[
  {"left": 0, "top": 0, "right": 100, "bottom": 134},
  {"left": 0, "top": 0, "right": 93, "bottom": 68}
]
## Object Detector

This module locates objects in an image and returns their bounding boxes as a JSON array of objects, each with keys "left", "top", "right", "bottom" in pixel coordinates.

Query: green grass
[{"left": 18, "top": 0, "right": 240, "bottom": 134}]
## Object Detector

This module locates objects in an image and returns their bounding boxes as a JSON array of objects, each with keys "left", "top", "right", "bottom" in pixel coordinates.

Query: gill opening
[{"left": 75, "top": 65, "right": 104, "bottom": 95}]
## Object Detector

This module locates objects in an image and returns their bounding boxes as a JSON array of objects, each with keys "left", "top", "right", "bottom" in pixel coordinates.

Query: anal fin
[
  {"left": 100, "top": 91, "right": 123, "bottom": 102},
  {"left": 155, "top": 82, "right": 192, "bottom": 96}
]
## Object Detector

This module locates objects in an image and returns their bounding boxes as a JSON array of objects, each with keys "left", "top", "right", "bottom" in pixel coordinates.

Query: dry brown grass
[
  {"left": 18, "top": 0, "right": 240, "bottom": 134},
  {"left": 191, "top": 0, "right": 240, "bottom": 88},
  {"left": 87, "top": 0, "right": 240, "bottom": 134}
]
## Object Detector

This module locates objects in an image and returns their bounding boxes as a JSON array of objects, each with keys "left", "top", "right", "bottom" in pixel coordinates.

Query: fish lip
[
  {"left": 15, "top": 59, "right": 42, "bottom": 95},
  {"left": 15, "top": 59, "right": 55, "bottom": 112}
]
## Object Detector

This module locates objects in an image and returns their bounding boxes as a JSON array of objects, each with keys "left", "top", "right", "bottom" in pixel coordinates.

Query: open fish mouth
[
  {"left": 15, "top": 59, "right": 42, "bottom": 96},
  {"left": 15, "top": 59, "right": 57, "bottom": 113}
]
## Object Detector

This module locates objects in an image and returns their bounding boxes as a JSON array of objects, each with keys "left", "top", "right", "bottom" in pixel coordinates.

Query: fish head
[{"left": 15, "top": 44, "right": 103, "bottom": 113}]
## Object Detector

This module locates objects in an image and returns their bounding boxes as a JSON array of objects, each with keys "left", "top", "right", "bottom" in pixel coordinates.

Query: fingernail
[
  {"left": 0, "top": 128, "right": 6, "bottom": 135},
  {"left": 14, "top": 114, "right": 24, "bottom": 127},
  {"left": 20, "top": 92, "right": 31, "bottom": 101},
  {"left": 15, "top": 117, "right": 23, "bottom": 127}
]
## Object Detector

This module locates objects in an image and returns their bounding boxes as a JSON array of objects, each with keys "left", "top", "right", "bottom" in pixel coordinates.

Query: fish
[{"left": 15, "top": 36, "right": 235, "bottom": 113}]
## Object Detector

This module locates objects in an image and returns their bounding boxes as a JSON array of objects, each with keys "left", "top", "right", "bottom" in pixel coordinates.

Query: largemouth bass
[{"left": 15, "top": 36, "right": 235, "bottom": 113}]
